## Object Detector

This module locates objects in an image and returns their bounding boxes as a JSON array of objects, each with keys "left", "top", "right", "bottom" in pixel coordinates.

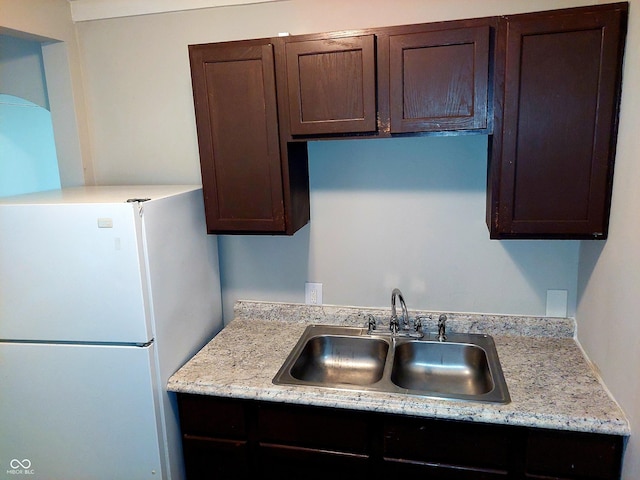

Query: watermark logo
[{"left": 6, "top": 459, "right": 34, "bottom": 475}]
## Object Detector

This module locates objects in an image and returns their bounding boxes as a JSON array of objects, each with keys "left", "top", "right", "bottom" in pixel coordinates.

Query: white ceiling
[{"left": 67, "top": 0, "right": 283, "bottom": 22}]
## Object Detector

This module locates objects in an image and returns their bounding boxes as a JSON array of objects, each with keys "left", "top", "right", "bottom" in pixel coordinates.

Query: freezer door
[
  {"left": 0, "top": 202, "right": 152, "bottom": 343},
  {"left": 0, "top": 342, "right": 165, "bottom": 479}
]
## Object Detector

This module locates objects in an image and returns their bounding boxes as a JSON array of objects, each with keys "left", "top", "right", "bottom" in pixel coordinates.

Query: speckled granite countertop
[{"left": 168, "top": 301, "right": 630, "bottom": 436}]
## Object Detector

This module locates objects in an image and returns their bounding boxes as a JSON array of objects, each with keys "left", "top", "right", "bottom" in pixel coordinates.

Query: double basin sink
[{"left": 273, "top": 325, "right": 510, "bottom": 404}]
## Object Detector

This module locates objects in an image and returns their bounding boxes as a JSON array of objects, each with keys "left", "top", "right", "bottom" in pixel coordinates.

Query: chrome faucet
[
  {"left": 365, "top": 290, "right": 423, "bottom": 338},
  {"left": 390, "top": 288, "right": 409, "bottom": 334}
]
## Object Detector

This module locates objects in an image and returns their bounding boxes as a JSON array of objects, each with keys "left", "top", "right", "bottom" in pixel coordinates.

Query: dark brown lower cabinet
[
  {"left": 383, "top": 415, "right": 511, "bottom": 479},
  {"left": 177, "top": 394, "right": 625, "bottom": 479},
  {"left": 181, "top": 435, "right": 250, "bottom": 478}
]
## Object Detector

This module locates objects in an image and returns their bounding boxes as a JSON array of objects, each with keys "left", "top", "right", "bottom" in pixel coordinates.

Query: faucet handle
[
  {"left": 389, "top": 316, "right": 399, "bottom": 334},
  {"left": 366, "top": 314, "right": 377, "bottom": 333},
  {"left": 437, "top": 314, "right": 447, "bottom": 342},
  {"left": 414, "top": 314, "right": 431, "bottom": 329},
  {"left": 413, "top": 315, "right": 427, "bottom": 332}
]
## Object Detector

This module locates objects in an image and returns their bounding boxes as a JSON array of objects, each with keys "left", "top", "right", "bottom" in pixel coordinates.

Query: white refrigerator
[{"left": 0, "top": 185, "right": 222, "bottom": 480}]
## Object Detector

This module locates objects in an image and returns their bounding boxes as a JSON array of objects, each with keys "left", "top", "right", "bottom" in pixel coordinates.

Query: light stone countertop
[{"left": 168, "top": 301, "right": 630, "bottom": 436}]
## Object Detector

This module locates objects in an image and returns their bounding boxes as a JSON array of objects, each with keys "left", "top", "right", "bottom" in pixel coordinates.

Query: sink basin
[
  {"left": 290, "top": 334, "right": 388, "bottom": 385},
  {"left": 390, "top": 341, "right": 494, "bottom": 395},
  {"left": 273, "top": 325, "right": 510, "bottom": 403}
]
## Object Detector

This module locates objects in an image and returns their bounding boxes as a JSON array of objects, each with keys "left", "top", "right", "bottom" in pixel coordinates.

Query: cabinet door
[
  {"left": 389, "top": 26, "right": 490, "bottom": 133},
  {"left": 285, "top": 35, "right": 377, "bottom": 135},
  {"left": 489, "top": 5, "right": 627, "bottom": 239},
  {"left": 525, "top": 429, "right": 624, "bottom": 479},
  {"left": 189, "top": 41, "right": 286, "bottom": 233}
]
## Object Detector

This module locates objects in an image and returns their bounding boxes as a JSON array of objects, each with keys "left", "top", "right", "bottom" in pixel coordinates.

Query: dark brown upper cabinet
[
  {"left": 387, "top": 25, "right": 490, "bottom": 133},
  {"left": 284, "top": 35, "right": 377, "bottom": 136},
  {"left": 187, "top": 3, "right": 627, "bottom": 237},
  {"left": 189, "top": 40, "right": 309, "bottom": 234},
  {"left": 281, "top": 22, "right": 492, "bottom": 138},
  {"left": 488, "top": 3, "right": 627, "bottom": 239}
]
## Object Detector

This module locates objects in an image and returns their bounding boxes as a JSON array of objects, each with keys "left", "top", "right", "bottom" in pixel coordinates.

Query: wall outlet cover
[{"left": 305, "top": 282, "right": 323, "bottom": 305}]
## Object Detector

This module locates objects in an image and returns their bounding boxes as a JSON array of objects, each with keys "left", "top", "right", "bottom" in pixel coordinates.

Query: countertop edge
[{"left": 168, "top": 380, "right": 630, "bottom": 436}]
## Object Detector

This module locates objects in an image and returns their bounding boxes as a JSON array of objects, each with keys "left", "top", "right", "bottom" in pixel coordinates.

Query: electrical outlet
[{"left": 305, "top": 282, "right": 323, "bottom": 305}]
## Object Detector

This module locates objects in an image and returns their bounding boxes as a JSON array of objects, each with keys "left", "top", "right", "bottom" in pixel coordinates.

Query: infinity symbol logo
[{"left": 10, "top": 459, "right": 31, "bottom": 469}]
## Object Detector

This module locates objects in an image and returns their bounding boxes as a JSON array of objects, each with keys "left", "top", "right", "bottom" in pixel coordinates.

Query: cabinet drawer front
[
  {"left": 257, "top": 403, "right": 370, "bottom": 453},
  {"left": 389, "top": 25, "right": 490, "bottom": 133}
]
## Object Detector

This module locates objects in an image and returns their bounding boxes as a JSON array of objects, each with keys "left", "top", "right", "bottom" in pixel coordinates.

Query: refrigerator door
[
  {"left": 0, "top": 342, "right": 164, "bottom": 480},
  {"left": 139, "top": 188, "right": 223, "bottom": 480},
  {"left": 0, "top": 201, "right": 152, "bottom": 343}
]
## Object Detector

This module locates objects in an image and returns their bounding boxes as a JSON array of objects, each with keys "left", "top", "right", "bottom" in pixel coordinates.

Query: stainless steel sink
[
  {"left": 390, "top": 341, "right": 494, "bottom": 395},
  {"left": 290, "top": 333, "right": 388, "bottom": 385},
  {"left": 273, "top": 325, "right": 510, "bottom": 403}
]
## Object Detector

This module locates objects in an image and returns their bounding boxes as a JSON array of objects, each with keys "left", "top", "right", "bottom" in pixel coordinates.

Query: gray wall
[
  {"left": 0, "top": 35, "right": 61, "bottom": 196},
  {"left": 219, "top": 135, "right": 579, "bottom": 322},
  {"left": 0, "top": 34, "right": 48, "bottom": 108}
]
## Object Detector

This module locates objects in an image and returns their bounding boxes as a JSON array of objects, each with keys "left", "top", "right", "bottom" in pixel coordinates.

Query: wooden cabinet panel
[
  {"left": 381, "top": 460, "right": 509, "bottom": 479},
  {"left": 525, "top": 429, "right": 624, "bottom": 479},
  {"left": 257, "top": 402, "right": 370, "bottom": 453},
  {"left": 188, "top": 3, "right": 626, "bottom": 238},
  {"left": 488, "top": 4, "right": 627, "bottom": 239},
  {"left": 284, "top": 27, "right": 490, "bottom": 137},
  {"left": 178, "top": 394, "right": 246, "bottom": 439},
  {"left": 285, "top": 35, "right": 377, "bottom": 135},
  {"left": 258, "top": 444, "right": 370, "bottom": 478},
  {"left": 177, "top": 394, "right": 625, "bottom": 480},
  {"left": 189, "top": 40, "right": 310, "bottom": 234},
  {"left": 389, "top": 26, "right": 490, "bottom": 133},
  {"left": 383, "top": 416, "right": 510, "bottom": 472},
  {"left": 182, "top": 436, "right": 250, "bottom": 479}
]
